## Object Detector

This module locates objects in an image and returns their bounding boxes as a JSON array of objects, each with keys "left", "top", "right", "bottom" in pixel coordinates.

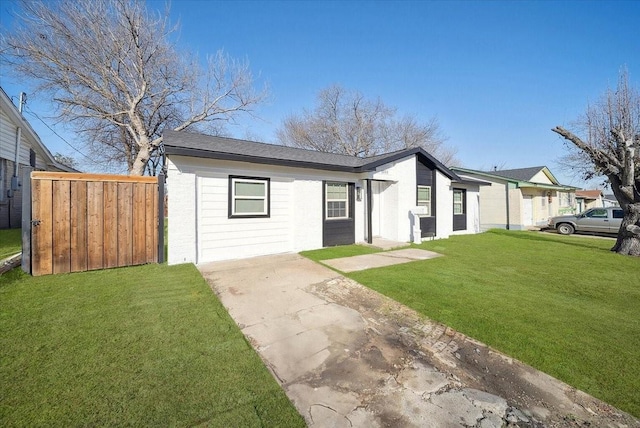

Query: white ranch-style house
[{"left": 165, "top": 130, "right": 486, "bottom": 265}]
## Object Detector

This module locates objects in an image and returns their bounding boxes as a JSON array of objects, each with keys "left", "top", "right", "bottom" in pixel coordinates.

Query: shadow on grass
[{"left": 491, "top": 229, "right": 615, "bottom": 252}]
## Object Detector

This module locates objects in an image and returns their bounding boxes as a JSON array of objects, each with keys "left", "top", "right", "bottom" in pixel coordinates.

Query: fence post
[
  {"left": 157, "top": 174, "right": 165, "bottom": 263},
  {"left": 21, "top": 169, "right": 32, "bottom": 274}
]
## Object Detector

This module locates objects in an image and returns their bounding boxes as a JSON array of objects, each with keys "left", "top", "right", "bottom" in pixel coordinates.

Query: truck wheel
[{"left": 557, "top": 223, "right": 575, "bottom": 235}]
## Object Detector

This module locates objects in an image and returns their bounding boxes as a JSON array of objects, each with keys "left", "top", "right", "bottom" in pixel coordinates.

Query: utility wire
[{"left": 22, "top": 106, "right": 99, "bottom": 164}]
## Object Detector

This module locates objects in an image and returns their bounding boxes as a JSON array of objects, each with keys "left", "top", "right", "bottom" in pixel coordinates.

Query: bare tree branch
[
  {"left": 1, "top": 0, "right": 267, "bottom": 175},
  {"left": 552, "top": 69, "right": 640, "bottom": 256},
  {"left": 277, "top": 84, "right": 456, "bottom": 164}
]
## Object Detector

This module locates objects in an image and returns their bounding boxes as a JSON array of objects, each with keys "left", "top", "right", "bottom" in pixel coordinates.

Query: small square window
[{"left": 229, "top": 176, "right": 270, "bottom": 217}]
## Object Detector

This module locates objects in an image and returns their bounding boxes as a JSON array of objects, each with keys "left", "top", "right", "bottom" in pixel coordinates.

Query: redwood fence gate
[{"left": 21, "top": 172, "right": 165, "bottom": 276}]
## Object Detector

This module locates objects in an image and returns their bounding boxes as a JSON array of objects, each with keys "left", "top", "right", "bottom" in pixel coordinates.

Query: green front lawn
[
  {"left": 0, "top": 263, "right": 304, "bottom": 427},
  {"left": 306, "top": 230, "right": 640, "bottom": 417},
  {"left": 0, "top": 228, "right": 22, "bottom": 259}
]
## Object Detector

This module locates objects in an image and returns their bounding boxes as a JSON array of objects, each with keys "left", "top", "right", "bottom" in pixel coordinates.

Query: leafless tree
[
  {"left": 53, "top": 153, "right": 77, "bottom": 170},
  {"left": 1, "top": 0, "right": 266, "bottom": 175},
  {"left": 552, "top": 69, "right": 640, "bottom": 256},
  {"left": 277, "top": 85, "right": 456, "bottom": 165}
]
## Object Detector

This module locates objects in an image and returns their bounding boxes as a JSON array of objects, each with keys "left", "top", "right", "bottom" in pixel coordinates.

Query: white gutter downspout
[{"left": 11, "top": 92, "right": 27, "bottom": 191}]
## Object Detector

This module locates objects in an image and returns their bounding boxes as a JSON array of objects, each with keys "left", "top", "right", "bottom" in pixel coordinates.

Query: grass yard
[
  {"left": 304, "top": 230, "right": 640, "bottom": 418},
  {"left": 0, "top": 228, "right": 22, "bottom": 260},
  {"left": 0, "top": 249, "right": 304, "bottom": 426}
]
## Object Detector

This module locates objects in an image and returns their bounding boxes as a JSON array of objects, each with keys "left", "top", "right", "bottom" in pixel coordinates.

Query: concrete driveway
[{"left": 198, "top": 254, "right": 638, "bottom": 428}]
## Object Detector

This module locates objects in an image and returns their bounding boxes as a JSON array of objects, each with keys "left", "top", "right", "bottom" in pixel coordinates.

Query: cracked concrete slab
[{"left": 198, "top": 253, "right": 639, "bottom": 427}]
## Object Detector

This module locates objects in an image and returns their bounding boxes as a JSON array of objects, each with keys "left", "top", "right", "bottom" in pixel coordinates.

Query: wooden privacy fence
[{"left": 22, "top": 172, "right": 165, "bottom": 276}]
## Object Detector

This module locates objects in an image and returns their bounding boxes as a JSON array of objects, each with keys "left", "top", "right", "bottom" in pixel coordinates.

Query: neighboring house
[
  {"left": 0, "top": 87, "right": 76, "bottom": 229},
  {"left": 165, "top": 130, "right": 485, "bottom": 265},
  {"left": 575, "top": 189, "right": 604, "bottom": 212},
  {"left": 450, "top": 166, "right": 578, "bottom": 230},
  {"left": 602, "top": 193, "right": 619, "bottom": 207}
]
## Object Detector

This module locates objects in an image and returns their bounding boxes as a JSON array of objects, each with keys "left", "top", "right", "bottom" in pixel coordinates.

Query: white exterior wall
[
  {"left": 0, "top": 110, "right": 17, "bottom": 160},
  {"left": 168, "top": 155, "right": 368, "bottom": 264},
  {"left": 1, "top": 106, "right": 49, "bottom": 228},
  {"left": 435, "top": 170, "right": 453, "bottom": 239},
  {"left": 1, "top": 109, "right": 48, "bottom": 168},
  {"left": 292, "top": 179, "right": 323, "bottom": 251},
  {"left": 167, "top": 159, "right": 197, "bottom": 264},
  {"left": 370, "top": 156, "right": 416, "bottom": 242},
  {"left": 477, "top": 181, "right": 507, "bottom": 230}
]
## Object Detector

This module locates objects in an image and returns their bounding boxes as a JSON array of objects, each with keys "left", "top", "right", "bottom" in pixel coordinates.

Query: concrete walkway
[
  {"left": 323, "top": 248, "right": 442, "bottom": 272},
  {"left": 198, "top": 254, "right": 638, "bottom": 428}
]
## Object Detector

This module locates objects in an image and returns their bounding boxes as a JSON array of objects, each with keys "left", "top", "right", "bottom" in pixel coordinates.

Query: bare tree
[
  {"left": 277, "top": 85, "right": 456, "bottom": 164},
  {"left": 53, "top": 153, "right": 78, "bottom": 170},
  {"left": 1, "top": 0, "right": 266, "bottom": 175},
  {"left": 552, "top": 70, "right": 640, "bottom": 256}
]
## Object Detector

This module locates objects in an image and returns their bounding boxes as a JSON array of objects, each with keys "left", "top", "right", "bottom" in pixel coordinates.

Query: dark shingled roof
[
  {"left": 163, "top": 130, "right": 460, "bottom": 180},
  {"left": 489, "top": 166, "right": 547, "bottom": 182}
]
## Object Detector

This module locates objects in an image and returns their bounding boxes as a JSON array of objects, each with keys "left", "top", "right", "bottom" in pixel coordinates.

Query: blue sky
[{"left": 1, "top": 0, "right": 639, "bottom": 187}]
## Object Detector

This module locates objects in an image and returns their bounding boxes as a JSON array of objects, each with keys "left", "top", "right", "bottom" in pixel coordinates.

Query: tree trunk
[
  {"left": 611, "top": 202, "right": 640, "bottom": 256},
  {"left": 130, "top": 145, "right": 151, "bottom": 176}
]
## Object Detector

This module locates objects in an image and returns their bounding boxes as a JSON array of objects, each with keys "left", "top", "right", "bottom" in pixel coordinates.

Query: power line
[{"left": 22, "top": 106, "right": 99, "bottom": 164}]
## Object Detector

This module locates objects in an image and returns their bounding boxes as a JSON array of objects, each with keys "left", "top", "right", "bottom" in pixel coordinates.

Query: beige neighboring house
[
  {"left": 451, "top": 166, "right": 578, "bottom": 230},
  {"left": 1, "top": 87, "right": 76, "bottom": 229},
  {"left": 575, "top": 189, "right": 604, "bottom": 212}
]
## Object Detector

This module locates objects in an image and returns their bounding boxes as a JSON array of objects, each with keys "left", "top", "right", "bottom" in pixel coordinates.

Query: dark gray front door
[
  {"left": 453, "top": 189, "right": 467, "bottom": 231},
  {"left": 322, "top": 181, "right": 355, "bottom": 246}
]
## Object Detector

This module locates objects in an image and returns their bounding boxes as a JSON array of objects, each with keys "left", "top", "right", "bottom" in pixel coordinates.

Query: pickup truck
[{"left": 547, "top": 207, "right": 623, "bottom": 235}]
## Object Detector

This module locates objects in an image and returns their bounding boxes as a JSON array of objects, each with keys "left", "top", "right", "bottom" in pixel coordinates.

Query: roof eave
[{"left": 165, "top": 146, "right": 359, "bottom": 173}]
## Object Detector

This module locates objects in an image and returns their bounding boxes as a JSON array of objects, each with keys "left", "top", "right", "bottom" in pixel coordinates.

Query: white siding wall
[
  {"left": 1, "top": 109, "right": 50, "bottom": 169},
  {"left": 0, "top": 110, "right": 17, "bottom": 161},
  {"left": 197, "top": 173, "right": 293, "bottom": 262},
  {"left": 1, "top": 107, "right": 46, "bottom": 228}
]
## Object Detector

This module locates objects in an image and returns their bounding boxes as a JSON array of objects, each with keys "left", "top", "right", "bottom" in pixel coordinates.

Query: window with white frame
[
  {"left": 417, "top": 185, "right": 431, "bottom": 216},
  {"left": 229, "top": 176, "right": 269, "bottom": 217},
  {"left": 326, "top": 182, "right": 348, "bottom": 219},
  {"left": 453, "top": 189, "right": 464, "bottom": 214}
]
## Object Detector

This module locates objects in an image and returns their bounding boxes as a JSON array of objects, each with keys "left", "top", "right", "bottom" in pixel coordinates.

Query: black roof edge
[{"left": 165, "top": 146, "right": 359, "bottom": 173}]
